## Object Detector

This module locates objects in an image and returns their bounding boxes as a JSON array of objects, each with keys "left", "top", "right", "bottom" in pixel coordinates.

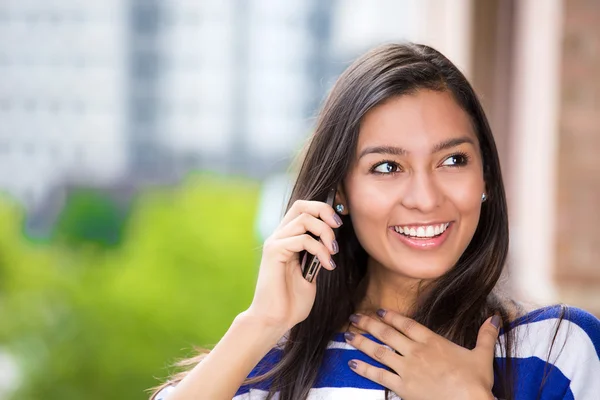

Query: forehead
[{"left": 357, "top": 90, "right": 478, "bottom": 152}]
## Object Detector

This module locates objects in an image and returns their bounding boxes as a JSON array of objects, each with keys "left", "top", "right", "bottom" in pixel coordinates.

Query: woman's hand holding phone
[
  {"left": 245, "top": 197, "right": 342, "bottom": 332},
  {"left": 161, "top": 197, "right": 341, "bottom": 400}
]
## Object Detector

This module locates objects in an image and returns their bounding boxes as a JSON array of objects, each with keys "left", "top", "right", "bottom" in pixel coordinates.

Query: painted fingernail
[
  {"left": 349, "top": 314, "right": 361, "bottom": 324},
  {"left": 348, "top": 360, "right": 358, "bottom": 369},
  {"left": 332, "top": 240, "right": 339, "bottom": 254},
  {"left": 491, "top": 315, "right": 501, "bottom": 329},
  {"left": 330, "top": 258, "right": 337, "bottom": 269},
  {"left": 376, "top": 309, "right": 387, "bottom": 318},
  {"left": 333, "top": 214, "right": 343, "bottom": 226},
  {"left": 344, "top": 332, "right": 355, "bottom": 341}
]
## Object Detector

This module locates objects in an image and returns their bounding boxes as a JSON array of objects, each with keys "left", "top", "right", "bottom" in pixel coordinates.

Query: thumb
[{"left": 474, "top": 315, "right": 501, "bottom": 360}]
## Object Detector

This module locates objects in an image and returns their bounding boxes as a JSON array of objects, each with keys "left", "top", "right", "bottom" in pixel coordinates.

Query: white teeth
[{"left": 394, "top": 222, "right": 450, "bottom": 238}]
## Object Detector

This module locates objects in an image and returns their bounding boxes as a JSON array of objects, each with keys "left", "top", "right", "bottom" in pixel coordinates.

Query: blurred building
[
  {"left": 0, "top": 2, "right": 128, "bottom": 211},
  {"left": 151, "top": 0, "right": 335, "bottom": 176},
  {"left": 0, "top": 0, "right": 336, "bottom": 229}
]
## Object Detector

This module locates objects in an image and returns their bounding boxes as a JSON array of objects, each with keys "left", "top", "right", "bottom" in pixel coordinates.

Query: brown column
[
  {"left": 471, "top": 0, "right": 515, "bottom": 182},
  {"left": 555, "top": 0, "right": 600, "bottom": 316}
]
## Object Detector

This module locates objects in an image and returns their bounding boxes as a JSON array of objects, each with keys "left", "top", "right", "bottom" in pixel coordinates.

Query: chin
[{"left": 394, "top": 259, "right": 454, "bottom": 281}]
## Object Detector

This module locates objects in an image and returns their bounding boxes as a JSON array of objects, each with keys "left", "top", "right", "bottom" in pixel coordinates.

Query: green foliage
[
  {"left": 53, "top": 189, "right": 127, "bottom": 248},
  {"left": 0, "top": 174, "right": 262, "bottom": 400}
]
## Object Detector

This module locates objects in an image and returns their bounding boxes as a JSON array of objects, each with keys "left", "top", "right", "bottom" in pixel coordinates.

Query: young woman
[{"left": 151, "top": 43, "right": 600, "bottom": 400}]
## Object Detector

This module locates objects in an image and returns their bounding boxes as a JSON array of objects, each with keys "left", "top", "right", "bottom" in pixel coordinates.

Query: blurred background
[{"left": 0, "top": 0, "right": 597, "bottom": 398}]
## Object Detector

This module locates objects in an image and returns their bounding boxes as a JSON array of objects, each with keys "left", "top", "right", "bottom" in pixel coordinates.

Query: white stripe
[
  {"left": 327, "top": 340, "right": 394, "bottom": 352},
  {"left": 496, "top": 318, "right": 600, "bottom": 398},
  {"left": 234, "top": 387, "right": 399, "bottom": 399},
  {"left": 327, "top": 341, "right": 355, "bottom": 350}
]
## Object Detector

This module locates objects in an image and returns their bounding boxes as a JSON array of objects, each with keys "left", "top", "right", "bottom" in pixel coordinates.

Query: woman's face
[{"left": 342, "top": 89, "right": 485, "bottom": 280}]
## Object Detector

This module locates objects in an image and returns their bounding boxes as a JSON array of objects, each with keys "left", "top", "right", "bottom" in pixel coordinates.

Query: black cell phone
[{"left": 301, "top": 187, "right": 337, "bottom": 283}]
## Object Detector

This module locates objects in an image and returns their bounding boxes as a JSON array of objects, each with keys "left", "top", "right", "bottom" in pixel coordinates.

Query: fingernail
[
  {"left": 344, "top": 332, "right": 355, "bottom": 341},
  {"left": 349, "top": 314, "right": 361, "bottom": 324},
  {"left": 331, "top": 240, "right": 339, "bottom": 254},
  {"left": 348, "top": 360, "right": 358, "bottom": 369},
  {"left": 330, "top": 258, "right": 337, "bottom": 269},
  {"left": 333, "top": 214, "right": 343, "bottom": 226},
  {"left": 491, "top": 315, "right": 501, "bottom": 329},
  {"left": 376, "top": 309, "right": 387, "bottom": 318}
]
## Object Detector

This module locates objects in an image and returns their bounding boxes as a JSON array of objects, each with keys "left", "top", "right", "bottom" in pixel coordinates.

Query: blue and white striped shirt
[{"left": 156, "top": 305, "right": 600, "bottom": 399}]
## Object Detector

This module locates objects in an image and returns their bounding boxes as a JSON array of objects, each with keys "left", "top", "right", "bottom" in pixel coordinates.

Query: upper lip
[{"left": 390, "top": 221, "right": 453, "bottom": 228}]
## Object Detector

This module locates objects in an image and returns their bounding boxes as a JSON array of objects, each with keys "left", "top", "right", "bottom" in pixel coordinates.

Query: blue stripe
[
  {"left": 316, "top": 348, "right": 391, "bottom": 389},
  {"left": 493, "top": 356, "right": 573, "bottom": 399},
  {"left": 235, "top": 348, "right": 280, "bottom": 395}
]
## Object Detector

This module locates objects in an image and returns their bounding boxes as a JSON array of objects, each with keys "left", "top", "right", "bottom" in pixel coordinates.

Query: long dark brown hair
[{"left": 152, "top": 42, "right": 520, "bottom": 399}]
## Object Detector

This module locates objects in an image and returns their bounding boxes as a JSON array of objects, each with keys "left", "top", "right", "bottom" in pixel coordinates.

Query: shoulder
[
  {"left": 152, "top": 347, "right": 283, "bottom": 399},
  {"left": 498, "top": 304, "right": 600, "bottom": 399},
  {"left": 153, "top": 385, "right": 270, "bottom": 400},
  {"left": 505, "top": 304, "right": 599, "bottom": 353},
  {"left": 234, "top": 346, "right": 283, "bottom": 397}
]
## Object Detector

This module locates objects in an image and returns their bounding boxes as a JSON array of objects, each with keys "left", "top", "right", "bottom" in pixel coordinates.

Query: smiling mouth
[
  {"left": 390, "top": 222, "right": 453, "bottom": 250},
  {"left": 392, "top": 222, "right": 451, "bottom": 239}
]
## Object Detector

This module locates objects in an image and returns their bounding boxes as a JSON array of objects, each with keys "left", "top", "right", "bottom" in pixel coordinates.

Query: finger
[
  {"left": 276, "top": 234, "right": 336, "bottom": 271},
  {"left": 474, "top": 315, "right": 501, "bottom": 361},
  {"left": 376, "top": 309, "right": 434, "bottom": 343},
  {"left": 274, "top": 213, "right": 338, "bottom": 254},
  {"left": 279, "top": 200, "right": 342, "bottom": 230},
  {"left": 348, "top": 314, "right": 414, "bottom": 356},
  {"left": 348, "top": 359, "right": 403, "bottom": 395},
  {"left": 344, "top": 331, "right": 404, "bottom": 373}
]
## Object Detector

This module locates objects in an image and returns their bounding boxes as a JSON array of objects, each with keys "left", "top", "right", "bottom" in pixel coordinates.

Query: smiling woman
[{"left": 150, "top": 43, "right": 600, "bottom": 400}]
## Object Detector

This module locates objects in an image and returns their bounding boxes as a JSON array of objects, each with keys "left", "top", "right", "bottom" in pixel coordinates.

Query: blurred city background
[{"left": 0, "top": 0, "right": 597, "bottom": 399}]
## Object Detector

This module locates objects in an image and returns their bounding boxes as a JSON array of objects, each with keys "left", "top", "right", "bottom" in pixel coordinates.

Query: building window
[
  {"left": 133, "top": 52, "right": 160, "bottom": 78},
  {"left": 0, "top": 142, "right": 10, "bottom": 155},
  {"left": 0, "top": 99, "right": 12, "bottom": 111},
  {"left": 132, "top": 4, "right": 160, "bottom": 34},
  {"left": 23, "top": 143, "right": 35, "bottom": 156},
  {"left": 24, "top": 99, "right": 38, "bottom": 113}
]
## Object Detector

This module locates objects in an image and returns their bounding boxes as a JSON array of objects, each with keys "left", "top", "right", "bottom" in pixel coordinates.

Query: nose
[{"left": 400, "top": 171, "right": 442, "bottom": 212}]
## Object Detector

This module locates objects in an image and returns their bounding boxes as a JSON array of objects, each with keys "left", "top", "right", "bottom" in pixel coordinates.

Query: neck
[
  {"left": 339, "top": 257, "right": 430, "bottom": 333},
  {"left": 359, "top": 256, "right": 425, "bottom": 315}
]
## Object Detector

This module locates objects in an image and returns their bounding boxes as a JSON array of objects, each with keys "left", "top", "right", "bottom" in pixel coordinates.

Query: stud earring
[
  {"left": 335, "top": 204, "right": 345, "bottom": 213},
  {"left": 481, "top": 193, "right": 487, "bottom": 202}
]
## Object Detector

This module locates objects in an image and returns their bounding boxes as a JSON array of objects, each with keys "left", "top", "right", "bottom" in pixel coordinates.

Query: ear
[{"left": 334, "top": 183, "right": 349, "bottom": 215}]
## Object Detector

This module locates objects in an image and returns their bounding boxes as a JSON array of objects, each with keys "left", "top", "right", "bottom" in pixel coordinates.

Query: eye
[
  {"left": 441, "top": 152, "right": 470, "bottom": 167},
  {"left": 371, "top": 161, "right": 401, "bottom": 174}
]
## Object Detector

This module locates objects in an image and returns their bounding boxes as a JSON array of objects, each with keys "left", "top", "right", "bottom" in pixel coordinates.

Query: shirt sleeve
[
  {"left": 557, "top": 308, "right": 600, "bottom": 399},
  {"left": 153, "top": 385, "right": 175, "bottom": 400},
  {"left": 152, "top": 384, "right": 267, "bottom": 399}
]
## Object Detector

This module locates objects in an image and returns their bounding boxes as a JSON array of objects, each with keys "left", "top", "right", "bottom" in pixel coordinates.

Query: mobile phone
[{"left": 301, "top": 187, "right": 337, "bottom": 283}]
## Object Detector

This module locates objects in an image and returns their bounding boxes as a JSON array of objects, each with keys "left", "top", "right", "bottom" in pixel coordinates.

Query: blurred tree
[
  {"left": 0, "top": 174, "right": 261, "bottom": 400},
  {"left": 53, "top": 189, "right": 127, "bottom": 249}
]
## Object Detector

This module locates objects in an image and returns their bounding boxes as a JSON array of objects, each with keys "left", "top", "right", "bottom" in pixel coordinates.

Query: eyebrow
[{"left": 358, "top": 136, "right": 475, "bottom": 159}]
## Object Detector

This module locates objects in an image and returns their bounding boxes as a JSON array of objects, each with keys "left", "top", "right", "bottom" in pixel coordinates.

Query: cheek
[
  {"left": 347, "top": 190, "right": 390, "bottom": 228},
  {"left": 344, "top": 180, "right": 396, "bottom": 238},
  {"left": 439, "top": 173, "right": 484, "bottom": 214}
]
